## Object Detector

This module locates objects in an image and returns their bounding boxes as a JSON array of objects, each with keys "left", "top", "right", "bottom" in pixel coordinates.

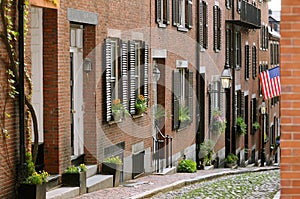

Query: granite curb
[{"left": 129, "top": 166, "right": 280, "bottom": 199}]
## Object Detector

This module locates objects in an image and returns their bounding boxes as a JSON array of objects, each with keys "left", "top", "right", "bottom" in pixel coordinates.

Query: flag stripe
[{"left": 259, "top": 66, "right": 281, "bottom": 100}]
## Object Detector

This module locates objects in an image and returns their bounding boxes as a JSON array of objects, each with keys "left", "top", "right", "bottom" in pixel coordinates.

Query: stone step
[
  {"left": 86, "top": 174, "right": 113, "bottom": 193},
  {"left": 86, "top": 164, "right": 98, "bottom": 178},
  {"left": 155, "top": 167, "right": 177, "bottom": 175},
  {"left": 46, "top": 187, "right": 79, "bottom": 199},
  {"left": 46, "top": 174, "right": 60, "bottom": 191}
]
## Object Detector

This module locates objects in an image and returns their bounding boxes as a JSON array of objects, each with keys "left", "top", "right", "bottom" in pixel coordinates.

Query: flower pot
[
  {"left": 62, "top": 171, "right": 86, "bottom": 194},
  {"left": 18, "top": 183, "right": 46, "bottom": 199},
  {"left": 101, "top": 163, "right": 121, "bottom": 187},
  {"left": 225, "top": 162, "right": 237, "bottom": 169},
  {"left": 113, "top": 111, "right": 122, "bottom": 121}
]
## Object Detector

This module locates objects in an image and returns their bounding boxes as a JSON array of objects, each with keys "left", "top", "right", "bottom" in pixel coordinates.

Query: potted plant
[
  {"left": 225, "top": 153, "right": 238, "bottom": 168},
  {"left": 177, "top": 159, "right": 197, "bottom": 173},
  {"left": 236, "top": 117, "right": 247, "bottom": 135},
  {"left": 112, "top": 98, "right": 128, "bottom": 121},
  {"left": 135, "top": 94, "right": 148, "bottom": 115},
  {"left": 252, "top": 121, "right": 260, "bottom": 132},
  {"left": 178, "top": 105, "right": 191, "bottom": 128},
  {"left": 62, "top": 164, "right": 87, "bottom": 194},
  {"left": 101, "top": 156, "right": 123, "bottom": 187},
  {"left": 19, "top": 152, "right": 49, "bottom": 199},
  {"left": 199, "top": 139, "right": 215, "bottom": 168},
  {"left": 211, "top": 109, "right": 226, "bottom": 135}
]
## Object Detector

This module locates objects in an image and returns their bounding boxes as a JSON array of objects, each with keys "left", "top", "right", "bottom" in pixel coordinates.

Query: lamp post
[
  {"left": 221, "top": 68, "right": 232, "bottom": 158},
  {"left": 261, "top": 101, "right": 266, "bottom": 167}
]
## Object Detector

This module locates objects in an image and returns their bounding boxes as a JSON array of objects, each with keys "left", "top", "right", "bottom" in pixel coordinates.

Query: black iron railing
[{"left": 153, "top": 122, "right": 173, "bottom": 173}]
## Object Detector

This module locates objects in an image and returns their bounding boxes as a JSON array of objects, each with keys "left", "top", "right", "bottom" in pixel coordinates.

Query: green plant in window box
[
  {"left": 236, "top": 117, "right": 247, "bottom": 135},
  {"left": 179, "top": 105, "right": 191, "bottom": 122},
  {"left": 135, "top": 95, "right": 148, "bottom": 115},
  {"left": 252, "top": 121, "right": 260, "bottom": 131},
  {"left": 112, "top": 98, "right": 129, "bottom": 121},
  {"left": 212, "top": 109, "right": 226, "bottom": 135},
  {"left": 62, "top": 164, "right": 87, "bottom": 194},
  {"left": 102, "top": 156, "right": 123, "bottom": 186}
]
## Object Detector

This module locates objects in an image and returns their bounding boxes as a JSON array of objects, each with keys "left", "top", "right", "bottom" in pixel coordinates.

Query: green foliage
[
  {"left": 252, "top": 121, "right": 260, "bottom": 130},
  {"left": 200, "top": 139, "right": 215, "bottom": 166},
  {"left": 103, "top": 156, "right": 123, "bottom": 165},
  {"left": 179, "top": 105, "right": 190, "bottom": 122},
  {"left": 178, "top": 159, "right": 197, "bottom": 173},
  {"left": 24, "top": 152, "right": 49, "bottom": 184},
  {"left": 236, "top": 117, "right": 247, "bottom": 135},
  {"left": 225, "top": 153, "right": 238, "bottom": 163},
  {"left": 212, "top": 109, "right": 226, "bottom": 135},
  {"left": 135, "top": 95, "right": 147, "bottom": 114},
  {"left": 64, "top": 164, "right": 87, "bottom": 174}
]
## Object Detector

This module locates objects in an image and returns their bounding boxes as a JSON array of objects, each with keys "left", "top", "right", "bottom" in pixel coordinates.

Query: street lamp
[
  {"left": 261, "top": 101, "right": 266, "bottom": 167},
  {"left": 220, "top": 68, "right": 232, "bottom": 89},
  {"left": 221, "top": 68, "right": 232, "bottom": 158}
]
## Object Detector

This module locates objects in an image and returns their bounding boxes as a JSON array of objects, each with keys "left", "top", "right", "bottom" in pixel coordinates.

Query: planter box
[
  {"left": 225, "top": 162, "right": 237, "bottom": 169},
  {"left": 62, "top": 171, "right": 86, "bottom": 194},
  {"left": 101, "top": 163, "right": 121, "bottom": 187},
  {"left": 19, "top": 183, "right": 46, "bottom": 199}
]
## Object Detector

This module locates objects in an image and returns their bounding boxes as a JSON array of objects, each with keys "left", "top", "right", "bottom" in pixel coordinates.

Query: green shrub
[
  {"left": 178, "top": 159, "right": 197, "bottom": 173},
  {"left": 103, "top": 156, "right": 123, "bottom": 165},
  {"left": 64, "top": 164, "right": 87, "bottom": 174},
  {"left": 225, "top": 153, "right": 238, "bottom": 163}
]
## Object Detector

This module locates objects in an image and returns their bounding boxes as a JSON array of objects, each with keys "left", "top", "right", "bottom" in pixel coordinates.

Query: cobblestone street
[
  {"left": 151, "top": 169, "right": 280, "bottom": 199},
  {"left": 77, "top": 166, "right": 279, "bottom": 199}
]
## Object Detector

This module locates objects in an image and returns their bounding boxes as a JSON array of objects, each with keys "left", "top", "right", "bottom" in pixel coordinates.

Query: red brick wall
[{"left": 280, "top": 0, "right": 300, "bottom": 197}]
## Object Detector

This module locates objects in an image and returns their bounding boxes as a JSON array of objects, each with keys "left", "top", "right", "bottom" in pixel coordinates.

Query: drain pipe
[{"left": 18, "top": 0, "right": 26, "bottom": 181}]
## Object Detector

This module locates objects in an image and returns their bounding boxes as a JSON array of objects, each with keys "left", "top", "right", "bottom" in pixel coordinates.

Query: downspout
[
  {"left": 18, "top": 0, "right": 26, "bottom": 181},
  {"left": 231, "top": 0, "right": 236, "bottom": 155}
]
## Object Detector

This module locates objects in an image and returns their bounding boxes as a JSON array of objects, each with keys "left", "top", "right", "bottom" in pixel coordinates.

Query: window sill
[
  {"left": 158, "top": 23, "right": 167, "bottom": 28},
  {"left": 108, "top": 119, "right": 123, "bottom": 125},
  {"left": 177, "top": 26, "right": 188, "bottom": 32},
  {"left": 132, "top": 113, "right": 144, "bottom": 119}
]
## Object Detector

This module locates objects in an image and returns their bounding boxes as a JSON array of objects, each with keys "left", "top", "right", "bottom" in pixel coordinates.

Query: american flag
[{"left": 259, "top": 66, "right": 281, "bottom": 100}]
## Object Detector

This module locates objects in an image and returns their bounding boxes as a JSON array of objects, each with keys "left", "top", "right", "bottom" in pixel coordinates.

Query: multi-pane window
[
  {"left": 173, "top": 69, "right": 193, "bottom": 130},
  {"left": 261, "top": 25, "right": 268, "bottom": 50},
  {"left": 173, "top": 0, "right": 193, "bottom": 31},
  {"left": 226, "top": 0, "right": 232, "bottom": 9},
  {"left": 156, "top": 0, "right": 170, "bottom": 27},
  {"left": 250, "top": 98, "right": 257, "bottom": 134},
  {"left": 270, "top": 41, "right": 280, "bottom": 66},
  {"left": 213, "top": 5, "right": 221, "bottom": 52},
  {"left": 105, "top": 39, "right": 149, "bottom": 122},
  {"left": 252, "top": 46, "right": 257, "bottom": 79},
  {"left": 245, "top": 44, "right": 250, "bottom": 80},
  {"left": 236, "top": 32, "right": 242, "bottom": 69},
  {"left": 199, "top": 1, "right": 208, "bottom": 49}
]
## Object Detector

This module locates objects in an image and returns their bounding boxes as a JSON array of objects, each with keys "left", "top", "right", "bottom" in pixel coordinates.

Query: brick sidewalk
[{"left": 76, "top": 166, "right": 279, "bottom": 199}]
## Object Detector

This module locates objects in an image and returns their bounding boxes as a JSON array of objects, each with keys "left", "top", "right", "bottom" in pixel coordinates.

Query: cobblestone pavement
[
  {"left": 76, "top": 166, "right": 279, "bottom": 199},
  {"left": 151, "top": 170, "right": 280, "bottom": 199}
]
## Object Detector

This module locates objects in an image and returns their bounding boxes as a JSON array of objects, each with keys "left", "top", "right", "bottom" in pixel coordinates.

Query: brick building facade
[
  {"left": 0, "top": 0, "right": 277, "bottom": 197},
  {"left": 280, "top": 0, "right": 300, "bottom": 197}
]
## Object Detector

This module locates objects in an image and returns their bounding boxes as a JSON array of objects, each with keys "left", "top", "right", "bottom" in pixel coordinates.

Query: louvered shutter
[
  {"left": 226, "top": 29, "right": 230, "bottom": 66},
  {"left": 217, "top": 7, "right": 221, "bottom": 50},
  {"left": 121, "top": 41, "right": 129, "bottom": 111},
  {"left": 172, "top": 0, "right": 179, "bottom": 26},
  {"left": 245, "top": 45, "right": 250, "bottom": 80},
  {"left": 156, "top": 0, "right": 162, "bottom": 23},
  {"left": 129, "top": 41, "right": 136, "bottom": 115},
  {"left": 213, "top": 5, "right": 218, "bottom": 52},
  {"left": 204, "top": 2, "right": 208, "bottom": 49},
  {"left": 164, "top": 0, "right": 170, "bottom": 24},
  {"left": 105, "top": 39, "right": 112, "bottom": 122},
  {"left": 241, "top": 91, "right": 245, "bottom": 119},
  {"left": 186, "top": 0, "right": 192, "bottom": 29},
  {"left": 173, "top": 70, "right": 181, "bottom": 130},
  {"left": 198, "top": 1, "right": 203, "bottom": 47},
  {"left": 143, "top": 43, "right": 149, "bottom": 103},
  {"left": 234, "top": 91, "right": 238, "bottom": 121},
  {"left": 252, "top": 46, "right": 257, "bottom": 79},
  {"left": 188, "top": 71, "right": 193, "bottom": 123}
]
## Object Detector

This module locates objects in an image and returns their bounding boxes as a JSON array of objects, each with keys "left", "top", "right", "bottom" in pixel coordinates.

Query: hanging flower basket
[{"left": 211, "top": 109, "right": 226, "bottom": 135}]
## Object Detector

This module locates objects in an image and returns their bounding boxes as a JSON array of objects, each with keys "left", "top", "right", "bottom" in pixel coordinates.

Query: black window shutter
[
  {"left": 186, "top": 0, "right": 192, "bottom": 29},
  {"left": 198, "top": 1, "right": 203, "bottom": 47},
  {"left": 121, "top": 41, "right": 129, "bottom": 111},
  {"left": 245, "top": 44, "right": 250, "bottom": 80},
  {"left": 241, "top": 91, "right": 245, "bottom": 119},
  {"left": 204, "top": 2, "right": 208, "bottom": 49},
  {"left": 213, "top": 5, "right": 218, "bottom": 52},
  {"left": 172, "top": 0, "right": 179, "bottom": 26},
  {"left": 218, "top": 7, "right": 221, "bottom": 50},
  {"left": 156, "top": 0, "right": 162, "bottom": 23},
  {"left": 252, "top": 46, "right": 257, "bottom": 79},
  {"left": 173, "top": 70, "right": 181, "bottom": 130},
  {"left": 129, "top": 41, "right": 136, "bottom": 115},
  {"left": 188, "top": 71, "right": 193, "bottom": 122},
  {"left": 105, "top": 39, "right": 112, "bottom": 122},
  {"left": 143, "top": 43, "right": 149, "bottom": 103}
]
